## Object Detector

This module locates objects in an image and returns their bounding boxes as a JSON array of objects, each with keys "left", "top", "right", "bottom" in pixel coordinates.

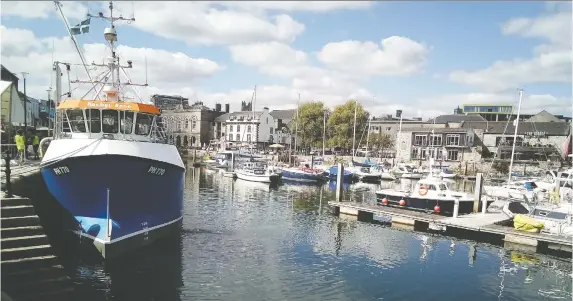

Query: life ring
[{"left": 418, "top": 185, "right": 428, "bottom": 196}]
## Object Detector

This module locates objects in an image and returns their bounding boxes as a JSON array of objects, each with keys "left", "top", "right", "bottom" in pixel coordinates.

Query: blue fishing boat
[{"left": 40, "top": 2, "right": 184, "bottom": 259}]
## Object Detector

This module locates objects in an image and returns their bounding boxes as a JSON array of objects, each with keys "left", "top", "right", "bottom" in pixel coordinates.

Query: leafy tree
[
  {"left": 369, "top": 132, "right": 395, "bottom": 152},
  {"left": 292, "top": 101, "right": 329, "bottom": 149},
  {"left": 327, "top": 100, "right": 369, "bottom": 150}
]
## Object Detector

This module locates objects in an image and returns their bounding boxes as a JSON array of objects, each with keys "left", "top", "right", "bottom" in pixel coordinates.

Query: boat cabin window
[
  {"left": 87, "top": 109, "right": 101, "bottom": 133},
  {"left": 120, "top": 111, "right": 134, "bottom": 134},
  {"left": 102, "top": 110, "right": 119, "bottom": 133},
  {"left": 67, "top": 109, "right": 86, "bottom": 133},
  {"left": 135, "top": 113, "right": 153, "bottom": 136},
  {"left": 439, "top": 184, "right": 448, "bottom": 191},
  {"left": 427, "top": 184, "right": 437, "bottom": 191}
]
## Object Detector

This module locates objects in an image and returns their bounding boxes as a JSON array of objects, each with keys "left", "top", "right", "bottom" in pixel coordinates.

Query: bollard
[
  {"left": 310, "top": 154, "right": 314, "bottom": 170},
  {"left": 474, "top": 172, "right": 484, "bottom": 202},
  {"left": 481, "top": 196, "right": 488, "bottom": 214},
  {"left": 452, "top": 197, "right": 460, "bottom": 218},
  {"left": 336, "top": 163, "right": 344, "bottom": 202},
  {"left": 4, "top": 154, "right": 12, "bottom": 198}
]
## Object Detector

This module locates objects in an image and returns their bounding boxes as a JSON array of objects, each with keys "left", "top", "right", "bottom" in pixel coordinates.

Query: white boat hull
[{"left": 235, "top": 170, "right": 280, "bottom": 183}]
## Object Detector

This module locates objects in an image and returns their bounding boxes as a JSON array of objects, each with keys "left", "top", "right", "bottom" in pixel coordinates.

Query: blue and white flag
[{"left": 70, "top": 18, "right": 91, "bottom": 35}]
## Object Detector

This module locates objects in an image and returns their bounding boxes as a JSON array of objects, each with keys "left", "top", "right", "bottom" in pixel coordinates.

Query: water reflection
[{"left": 65, "top": 167, "right": 571, "bottom": 301}]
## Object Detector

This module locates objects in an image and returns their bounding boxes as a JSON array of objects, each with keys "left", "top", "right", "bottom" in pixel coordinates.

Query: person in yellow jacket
[
  {"left": 32, "top": 133, "right": 40, "bottom": 160},
  {"left": 14, "top": 130, "right": 25, "bottom": 163}
]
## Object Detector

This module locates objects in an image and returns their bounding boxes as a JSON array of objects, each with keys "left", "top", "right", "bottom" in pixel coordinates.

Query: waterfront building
[
  {"left": 395, "top": 127, "right": 480, "bottom": 164},
  {"left": 461, "top": 104, "right": 571, "bottom": 122},
  {"left": 369, "top": 110, "right": 424, "bottom": 136},
  {"left": 161, "top": 101, "right": 227, "bottom": 148},
  {"left": 269, "top": 109, "right": 296, "bottom": 145},
  {"left": 462, "top": 121, "right": 572, "bottom": 161}
]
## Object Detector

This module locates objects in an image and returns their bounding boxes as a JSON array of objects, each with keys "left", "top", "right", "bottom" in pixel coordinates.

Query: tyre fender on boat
[{"left": 418, "top": 185, "right": 428, "bottom": 196}]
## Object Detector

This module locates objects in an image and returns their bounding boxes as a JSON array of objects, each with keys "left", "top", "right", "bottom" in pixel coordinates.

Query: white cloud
[
  {"left": 448, "top": 7, "right": 572, "bottom": 92},
  {"left": 220, "top": 1, "right": 374, "bottom": 14},
  {"left": 108, "top": 2, "right": 305, "bottom": 46},
  {"left": 229, "top": 41, "right": 308, "bottom": 67},
  {"left": 0, "top": 26, "right": 222, "bottom": 102},
  {"left": 317, "top": 36, "right": 430, "bottom": 76},
  {"left": 0, "top": 1, "right": 89, "bottom": 20}
]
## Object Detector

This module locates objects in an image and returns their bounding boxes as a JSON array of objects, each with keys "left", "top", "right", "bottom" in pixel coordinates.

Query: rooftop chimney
[
  {"left": 215, "top": 103, "right": 221, "bottom": 112},
  {"left": 225, "top": 103, "right": 230, "bottom": 113}
]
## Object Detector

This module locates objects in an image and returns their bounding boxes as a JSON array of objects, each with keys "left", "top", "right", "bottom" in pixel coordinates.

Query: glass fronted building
[{"left": 462, "top": 104, "right": 513, "bottom": 121}]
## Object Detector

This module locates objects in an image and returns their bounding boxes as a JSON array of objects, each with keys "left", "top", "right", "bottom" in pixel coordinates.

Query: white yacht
[{"left": 235, "top": 160, "right": 281, "bottom": 183}]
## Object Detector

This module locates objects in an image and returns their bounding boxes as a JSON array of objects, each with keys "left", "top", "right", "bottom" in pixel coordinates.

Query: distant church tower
[
  {"left": 241, "top": 101, "right": 252, "bottom": 112},
  {"left": 454, "top": 106, "right": 463, "bottom": 114}
]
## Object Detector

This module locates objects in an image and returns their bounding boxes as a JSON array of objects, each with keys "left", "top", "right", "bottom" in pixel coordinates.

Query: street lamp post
[
  {"left": 21, "top": 72, "right": 29, "bottom": 158},
  {"left": 46, "top": 87, "right": 53, "bottom": 130}
]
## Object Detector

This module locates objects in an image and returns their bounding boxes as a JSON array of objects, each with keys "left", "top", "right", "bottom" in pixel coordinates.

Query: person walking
[
  {"left": 14, "top": 130, "right": 25, "bottom": 164},
  {"left": 32, "top": 133, "right": 40, "bottom": 160}
]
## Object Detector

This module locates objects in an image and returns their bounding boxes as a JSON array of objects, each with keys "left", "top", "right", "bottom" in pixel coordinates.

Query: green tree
[
  {"left": 292, "top": 101, "right": 329, "bottom": 149},
  {"left": 369, "top": 132, "right": 395, "bottom": 152},
  {"left": 327, "top": 100, "right": 369, "bottom": 150}
]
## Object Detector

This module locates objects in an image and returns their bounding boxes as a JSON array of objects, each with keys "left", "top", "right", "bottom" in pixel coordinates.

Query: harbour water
[{"left": 61, "top": 167, "right": 571, "bottom": 301}]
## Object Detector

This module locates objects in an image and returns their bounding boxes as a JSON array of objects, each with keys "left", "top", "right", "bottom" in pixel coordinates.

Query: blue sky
[{"left": 1, "top": 1, "right": 570, "bottom": 119}]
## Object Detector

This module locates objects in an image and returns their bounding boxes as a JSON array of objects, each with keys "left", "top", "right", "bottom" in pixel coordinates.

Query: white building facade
[{"left": 221, "top": 108, "right": 275, "bottom": 147}]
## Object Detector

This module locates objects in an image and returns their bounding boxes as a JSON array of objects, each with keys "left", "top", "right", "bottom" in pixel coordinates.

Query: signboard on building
[{"left": 524, "top": 131, "right": 547, "bottom": 137}]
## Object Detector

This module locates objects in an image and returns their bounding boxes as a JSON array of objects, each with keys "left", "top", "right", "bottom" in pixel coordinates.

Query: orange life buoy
[{"left": 418, "top": 185, "right": 428, "bottom": 196}]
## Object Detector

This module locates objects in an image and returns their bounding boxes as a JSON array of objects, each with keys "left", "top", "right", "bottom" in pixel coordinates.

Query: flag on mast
[{"left": 70, "top": 18, "right": 91, "bottom": 35}]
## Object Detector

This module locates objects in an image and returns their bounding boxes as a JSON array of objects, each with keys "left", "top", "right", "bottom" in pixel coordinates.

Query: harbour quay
[{"left": 329, "top": 201, "right": 572, "bottom": 255}]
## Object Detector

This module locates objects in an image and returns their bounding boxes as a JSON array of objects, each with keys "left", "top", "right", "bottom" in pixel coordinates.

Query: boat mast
[
  {"left": 507, "top": 89, "right": 524, "bottom": 184},
  {"left": 322, "top": 109, "right": 326, "bottom": 158},
  {"left": 294, "top": 93, "right": 300, "bottom": 156},
  {"left": 352, "top": 99, "right": 358, "bottom": 159}
]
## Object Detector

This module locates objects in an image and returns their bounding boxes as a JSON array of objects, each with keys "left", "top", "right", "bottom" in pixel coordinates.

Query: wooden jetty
[
  {"left": 329, "top": 201, "right": 572, "bottom": 254},
  {"left": 1, "top": 192, "right": 75, "bottom": 301}
]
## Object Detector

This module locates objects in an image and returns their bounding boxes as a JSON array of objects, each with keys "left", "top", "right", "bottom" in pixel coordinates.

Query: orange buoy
[
  {"left": 434, "top": 205, "right": 441, "bottom": 213},
  {"left": 399, "top": 199, "right": 406, "bottom": 206},
  {"left": 382, "top": 198, "right": 388, "bottom": 205}
]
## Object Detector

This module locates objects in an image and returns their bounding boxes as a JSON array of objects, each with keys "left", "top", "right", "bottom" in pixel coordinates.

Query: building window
[
  {"left": 414, "top": 134, "right": 427, "bottom": 146},
  {"left": 446, "top": 134, "right": 460, "bottom": 146},
  {"left": 247, "top": 134, "right": 251, "bottom": 142},
  {"left": 411, "top": 148, "right": 419, "bottom": 159},
  {"left": 270, "top": 127, "right": 273, "bottom": 134},
  {"left": 192, "top": 120, "right": 197, "bottom": 130},
  {"left": 247, "top": 125, "right": 251, "bottom": 133},
  {"left": 386, "top": 127, "right": 391, "bottom": 131},
  {"left": 229, "top": 134, "right": 233, "bottom": 141},
  {"left": 430, "top": 134, "right": 442, "bottom": 146},
  {"left": 236, "top": 134, "right": 240, "bottom": 141},
  {"left": 237, "top": 125, "right": 241, "bottom": 132},
  {"left": 230, "top": 125, "right": 233, "bottom": 132},
  {"left": 447, "top": 150, "right": 459, "bottom": 161},
  {"left": 185, "top": 119, "right": 189, "bottom": 129}
]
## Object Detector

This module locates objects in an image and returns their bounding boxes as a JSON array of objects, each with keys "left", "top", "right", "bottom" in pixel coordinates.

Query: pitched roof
[
  {"left": 399, "top": 126, "right": 472, "bottom": 134},
  {"left": 461, "top": 121, "right": 571, "bottom": 136},
  {"left": 525, "top": 110, "right": 563, "bottom": 123},
  {"left": 426, "top": 114, "right": 485, "bottom": 124},
  {"left": 270, "top": 109, "right": 296, "bottom": 121},
  {"left": 214, "top": 111, "right": 263, "bottom": 122}
]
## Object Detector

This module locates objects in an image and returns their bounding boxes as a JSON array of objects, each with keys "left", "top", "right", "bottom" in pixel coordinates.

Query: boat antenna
[{"left": 87, "top": 1, "right": 148, "bottom": 102}]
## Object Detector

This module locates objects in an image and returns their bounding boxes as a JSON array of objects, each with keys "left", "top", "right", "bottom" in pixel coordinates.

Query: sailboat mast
[
  {"left": 507, "top": 89, "right": 524, "bottom": 184},
  {"left": 294, "top": 93, "right": 300, "bottom": 155},
  {"left": 352, "top": 99, "right": 358, "bottom": 158},
  {"left": 322, "top": 110, "right": 326, "bottom": 158}
]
